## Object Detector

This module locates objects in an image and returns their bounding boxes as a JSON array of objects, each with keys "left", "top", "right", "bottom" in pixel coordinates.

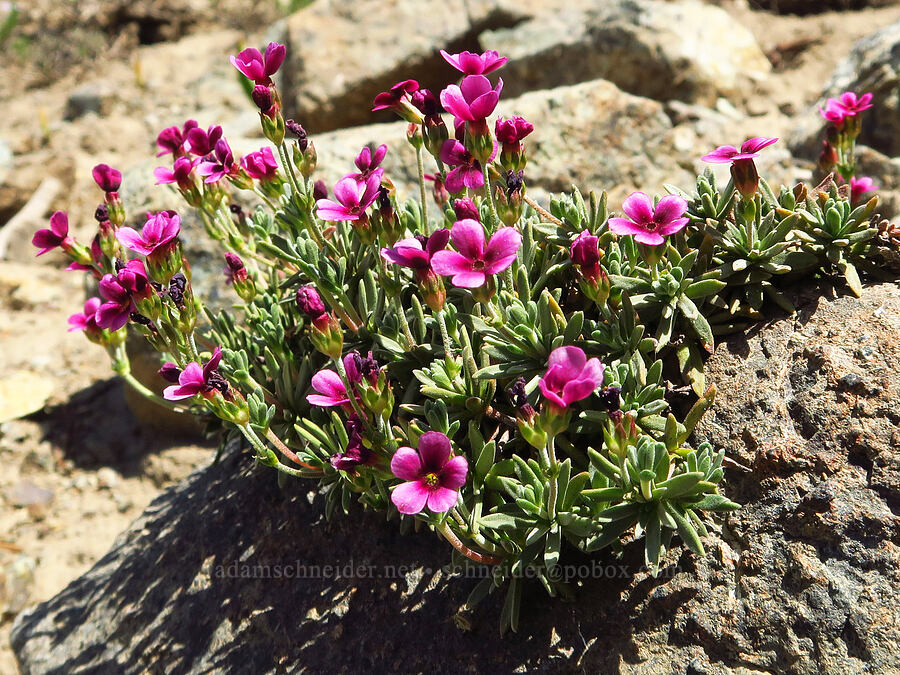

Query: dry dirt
[{"left": 1, "top": 0, "right": 899, "bottom": 672}]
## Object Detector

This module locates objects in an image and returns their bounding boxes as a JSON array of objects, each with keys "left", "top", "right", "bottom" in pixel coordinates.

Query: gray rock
[
  {"left": 791, "top": 18, "right": 900, "bottom": 158},
  {"left": 282, "top": 0, "right": 530, "bottom": 132},
  {"left": 481, "top": 0, "right": 771, "bottom": 107},
  {"left": 64, "top": 82, "right": 116, "bottom": 121},
  {"left": 11, "top": 282, "right": 900, "bottom": 674}
]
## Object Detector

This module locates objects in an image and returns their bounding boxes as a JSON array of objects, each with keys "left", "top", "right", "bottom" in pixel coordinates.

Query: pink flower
[
  {"left": 116, "top": 211, "right": 181, "bottom": 256},
  {"left": 495, "top": 116, "right": 533, "bottom": 145},
  {"left": 452, "top": 197, "right": 479, "bottom": 221},
  {"left": 440, "top": 75, "right": 503, "bottom": 123},
  {"left": 154, "top": 156, "right": 198, "bottom": 192},
  {"left": 306, "top": 354, "right": 364, "bottom": 408},
  {"left": 32, "top": 211, "right": 72, "bottom": 256},
  {"left": 163, "top": 347, "right": 230, "bottom": 401},
  {"left": 316, "top": 173, "right": 381, "bottom": 222},
  {"left": 197, "top": 139, "right": 238, "bottom": 184},
  {"left": 381, "top": 229, "right": 450, "bottom": 273},
  {"left": 832, "top": 91, "right": 873, "bottom": 117},
  {"left": 95, "top": 260, "right": 151, "bottom": 331},
  {"left": 372, "top": 80, "right": 423, "bottom": 124},
  {"left": 229, "top": 42, "right": 286, "bottom": 85},
  {"left": 241, "top": 147, "right": 279, "bottom": 182},
  {"left": 331, "top": 415, "right": 373, "bottom": 472},
  {"left": 156, "top": 120, "right": 198, "bottom": 157},
  {"left": 607, "top": 192, "right": 689, "bottom": 246},
  {"left": 701, "top": 137, "right": 778, "bottom": 164},
  {"left": 186, "top": 125, "right": 223, "bottom": 156},
  {"left": 570, "top": 230, "right": 600, "bottom": 270},
  {"left": 849, "top": 176, "right": 878, "bottom": 203},
  {"left": 440, "top": 139, "right": 492, "bottom": 194},
  {"left": 819, "top": 99, "right": 848, "bottom": 125},
  {"left": 351, "top": 144, "right": 387, "bottom": 182},
  {"left": 439, "top": 49, "right": 507, "bottom": 76},
  {"left": 431, "top": 218, "right": 521, "bottom": 288},
  {"left": 538, "top": 346, "right": 605, "bottom": 411},
  {"left": 92, "top": 164, "right": 122, "bottom": 193},
  {"left": 390, "top": 431, "right": 468, "bottom": 514},
  {"left": 68, "top": 297, "right": 102, "bottom": 334}
]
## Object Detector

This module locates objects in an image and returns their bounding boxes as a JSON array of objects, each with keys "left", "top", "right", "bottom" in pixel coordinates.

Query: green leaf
[{"left": 665, "top": 502, "right": 705, "bottom": 555}]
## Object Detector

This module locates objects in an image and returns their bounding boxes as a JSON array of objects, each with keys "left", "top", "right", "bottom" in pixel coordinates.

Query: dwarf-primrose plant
[{"left": 39, "top": 42, "right": 896, "bottom": 633}]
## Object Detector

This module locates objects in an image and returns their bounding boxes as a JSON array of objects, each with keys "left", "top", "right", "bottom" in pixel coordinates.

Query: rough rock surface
[
  {"left": 11, "top": 282, "right": 900, "bottom": 674},
  {"left": 482, "top": 0, "right": 771, "bottom": 106},
  {"left": 283, "top": 0, "right": 529, "bottom": 132}
]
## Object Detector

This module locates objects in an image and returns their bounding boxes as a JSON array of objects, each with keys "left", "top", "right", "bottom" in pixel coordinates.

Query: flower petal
[
  {"left": 440, "top": 85, "right": 473, "bottom": 122},
  {"left": 451, "top": 270, "right": 487, "bottom": 288},
  {"left": 621, "top": 192, "right": 654, "bottom": 224},
  {"left": 607, "top": 217, "right": 645, "bottom": 237},
  {"left": 653, "top": 195, "right": 688, "bottom": 226},
  {"left": 391, "top": 480, "right": 430, "bottom": 515},
  {"left": 450, "top": 218, "right": 485, "bottom": 260},
  {"left": 390, "top": 447, "right": 424, "bottom": 481},
  {"left": 658, "top": 217, "right": 689, "bottom": 236},
  {"left": 484, "top": 227, "right": 521, "bottom": 274},
  {"left": 440, "top": 455, "right": 469, "bottom": 490},
  {"left": 426, "top": 486, "right": 459, "bottom": 513},
  {"left": 547, "top": 346, "right": 587, "bottom": 379},
  {"left": 632, "top": 230, "right": 665, "bottom": 246},
  {"left": 311, "top": 369, "right": 346, "bottom": 399},
  {"left": 561, "top": 378, "right": 598, "bottom": 406},
  {"left": 116, "top": 227, "right": 150, "bottom": 254},
  {"left": 431, "top": 250, "right": 473, "bottom": 277},
  {"left": 417, "top": 431, "right": 451, "bottom": 471},
  {"left": 49, "top": 211, "right": 69, "bottom": 238}
]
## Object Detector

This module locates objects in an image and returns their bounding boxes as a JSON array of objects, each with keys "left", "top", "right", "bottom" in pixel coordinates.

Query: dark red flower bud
[
  {"left": 94, "top": 204, "right": 109, "bottom": 223},
  {"left": 313, "top": 179, "right": 328, "bottom": 201},
  {"left": 158, "top": 362, "right": 182, "bottom": 383},
  {"left": 251, "top": 85, "right": 275, "bottom": 116},
  {"left": 286, "top": 119, "right": 308, "bottom": 150},
  {"left": 453, "top": 197, "right": 480, "bottom": 222},
  {"left": 92, "top": 163, "right": 122, "bottom": 193},
  {"left": 296, "top": 284, "right": 327, "bottom": 319}
]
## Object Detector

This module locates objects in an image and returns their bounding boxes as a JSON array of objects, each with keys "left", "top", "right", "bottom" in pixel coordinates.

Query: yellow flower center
[{"left": 423, "top": 472, "right": 439, "bottom": 488}]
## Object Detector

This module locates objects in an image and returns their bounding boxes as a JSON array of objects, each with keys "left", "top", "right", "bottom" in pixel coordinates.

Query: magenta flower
[
  {"left": 32, "top": 211, "right": 72, "bottom": 256},
  {"left": 372, "top": 79, "right": 423, "bottom": 124},
  {"left": 224, "top": 252, "right": 248, "bottom": 285},
  {"left": 186, "top": 125, "right": 224, "bottom": 157},
  {"left": 538, "top": 346, "right": 605, "bottom": 411},
  {"left": 306, "top": 354, "right": 364, "bottom": 408},
  {"left": 440, "top": 139, "right": 494, "bottom": 194},
  {"left": 352, "top": 144, "right": 387, "bottom": 182},
  {"left": 158, "top": 362, "right": 182, "bottom": 383},
  {"left": 316, "top": 173, "right": 381, "bottom": 222},
  {"left": 68, "top": 297, "right": 102, "bottom": 334},
  {"left": 452, "top": 198, "right": 479, "bottom": 221},
  {"left": 116, "top": 211, "right": 181, "bottom": 256},
  {"left": 819, "top": 99, "right": 847, "bottom": 125},
  {"left": 440, "top": 75, "right": 503, "bottom": 123},
  {"left": 197, "top": 139, "right": 238, "bottom": 184},
  {"left": 95, "top": 260, "right": 151, "bottom": 331},
  {"left": 607, "top": 192, "right": 689, "bottom": 246},
  {"left": 701, "top": 137, "right": 778, "bottom": 164},
  {"left": 156, "top": 120, "right": 198, "bottom": 157},
  {"left": 163, "top": 347, "right": 230, "bottom": 401},
  {"left": 331, "top": 415, "right": 373, "bottom": 472},
  {"left": 92, "top": 164, "right": 122, "bottom": 193},
  {"left": 440, "top": 49, "right": 507, "bottom": 76},
  {"left": 229, "top": 42, "right": 286, "bottom": 85},
  {"left": 153, "top": 156, "right": 197, "bottom": 190},
  {"left": 431, "top": 219, "right": 521, "bottom": 288},
  {"left": 381, "top": 229, "right": 450, "bottom": 273},
  {"left": 570, "top": 230, "right": 600, "bottom": 270},
  {"left": 390, "top": 431, "right": 468, "bottom": 514},
  {"left": 495, "top": 116, "right": 534, "bottom": 146},
  {"left": 849, "top": 176, "right": 878, "bottom": 203},
  {"left": 241, "top": 147, "right": 279, "bottom": 182},
  {"left": 829, "top": 91, "right": 873, "bottom": 119}
]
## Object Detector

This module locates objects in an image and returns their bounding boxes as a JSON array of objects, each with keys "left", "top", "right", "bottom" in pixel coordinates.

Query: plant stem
[
  {"left": 524, "top": 194, "right": 564, "bottom": 227},
  {"left": 265, "top": 428, "right": 321, "bottom": 471},
  {"left": 437, "top": 521, "right": 503, "bottom": 565},
  {"left": 482, "top": 163, "right": 498, "bottom": 228},
  {"left": 416, "top": 144, "right": 429, "bottom": 231},
  {"left": 394, "top": 295, "right": 415, "bottom": 348},
  {"left": 334, "top": 356, "right": 372, "bottom": 429},
  {"left": 435, "top": 309, "right": 453, "bottom": 360}
]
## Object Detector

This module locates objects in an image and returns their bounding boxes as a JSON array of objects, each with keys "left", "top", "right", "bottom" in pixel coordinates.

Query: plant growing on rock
[{"left": 38, "top": 42, "right": 896, "bottom": 632}]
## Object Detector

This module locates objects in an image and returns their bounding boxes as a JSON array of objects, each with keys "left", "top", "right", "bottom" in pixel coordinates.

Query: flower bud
[
  {"left": 453, "top": 198, "right": 479, "bottom": 222},
  {"left": 292, "top": 139, "right": 317, "bottom": 179},
  {"left": 224, "top": 253, "right": 256, "bottom": 302},
  {"left": 730, "top": 158, "right": 760, "bottom": 200},
  {"left": 418, "top": 269, "right": 446, "bottom": 312},
  {"left": 297, "top": 285, "right": 342, "bottom": 358},
  {"left": 312, "top": 180, "right": 328, "bottom": 201},
  {"left": 406, "top": 123, "right": 423, "bottom": 149},
  {"left": 158, "top": 362, "right": 182, "bottom": 383}
]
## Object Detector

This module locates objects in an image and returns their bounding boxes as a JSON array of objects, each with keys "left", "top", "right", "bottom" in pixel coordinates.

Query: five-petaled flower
[
  {"left": 381, "top": 229, "right": 450, "bottom": 277},
  {"left": 372, "top": 79, "right": 423, "bottom": 124},
  {"left": 116, "top": 211, "right": 181, "bottom": 256},
  {"left": 607, "top": 192, "right": 689, "bottom": 246},
  {"left": 186, "top": 124, "right": 224, "bottom": 156},
  {"left": 163, "top": 347, "right": 231, "bottom": 401},
  {"left": 389, "top": 431, "right": 468, "bottom": 514},
  {"left": 431, "top": 218, "right": 521, "bottom": 288},
  {"left": 229, "top": 42, "right": 286, "bottom": 85},
  {"left": 316, "top": 173, "right": 382, "bottom": 222},
  {"left": 306, "top": 354, "right": 366, "bottom": 408},
  {"left": 440, "top": 49, "right": 507, "bottom": 76},
  {"left": 849, "top": 176, "right": 878, "bottom": 204},
  {"left": 440, "top": 75, "right": 503, "bottom": 124},
  {"left": 351, "top": 144, "right": 387, "bottom": 183},
  {"left": 67, "top": 297, "right": 102, "bottom": 336},
  {"left": 701, "top": 137, "right": 778, "bottom": 199},
  {"left": 154, "top": 156, "right": 197, "bottom": 190},
  {"left": 820, "top": 91, "right": 873, "bottom": 124},
  {"left": 439, "top": 139, "right": 494, "bottom": 193},
  {"left": 156, "top": 120, "right": 198, "bottom": 157},
  {"left": 32, "top": 211, "right": 73, "bottom": 256},
  {"left": 241, "top": 147, "right": 280, "bottom": 182},
  {"left": 197, "top": 139, "right": 238, "bottom": 184},
  {"left": 95, "top": 260, "right": 152, "bottom": 331},
  {"left": 330, "top": 415, "right": 373, "bottom": 472},
  {"left": 538, "top": 346, "right": 605, "bottom": 412}
]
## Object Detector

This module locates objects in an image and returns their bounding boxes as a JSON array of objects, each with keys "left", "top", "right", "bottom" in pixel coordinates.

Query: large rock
[
  {"left": 791, "top": 18, "right": 900, "bottom": 158},
  {"left": 11, "top": 282, "right": 900, "bottom": 674},
  {"left": 311, "top": 79, "right": 693, "bottom": 203},
  {"left": 282, "top": 0, "right": 528, "bottom": 132},
  {"left": 481, "top": 0, "right": 771, "bottom": 107}
]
